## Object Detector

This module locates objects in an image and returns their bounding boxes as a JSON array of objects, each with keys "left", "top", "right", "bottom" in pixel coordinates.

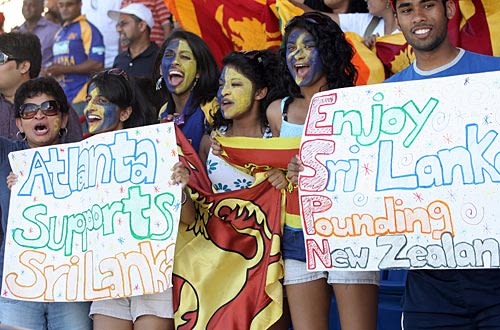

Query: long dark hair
[
  {"left": 87, "top": 70, "right": 157, "bottom": 129},
  {"left": 213, "top": 50, "right": 287, "bottom": 130},
  {"left": 282, "top": 12, "right": 357, "bottom": 98},
  {"left": 153, "top": 30, "right": 219, "bottom": 115}
]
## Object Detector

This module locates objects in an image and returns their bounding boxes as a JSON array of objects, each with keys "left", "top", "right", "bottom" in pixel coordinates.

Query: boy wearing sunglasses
[{"left": 0, "top": 32, "right": 82, "bottom": 143}]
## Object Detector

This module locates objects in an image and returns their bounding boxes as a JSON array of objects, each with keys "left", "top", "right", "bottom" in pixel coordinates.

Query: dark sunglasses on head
[
  {"left": 285, "top": 11, "right": 331, "bottom": 30},
  {"left": 19, "top": 100, "right": 61, "bottom": 119},
  {"left": 105, "top": 67, "right": 129, "bottom": 80},
  {"left": 91, "top": 68, "right": 129, "bottom": 82},
  {"left": 240, "top": 50, "right": 263, "bottom": 64},
  {"left": 0, "top": 50, "right": 18, "bottom": 65}
]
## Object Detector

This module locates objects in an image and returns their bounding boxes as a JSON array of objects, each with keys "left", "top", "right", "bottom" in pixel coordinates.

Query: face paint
[
  {"left": 161, "top": 39, "right": 198, "bottom": 95},
  {"left": 53, "top": 117, "right": 61, "bottom": 133},
  {"left": 217, "top": 66, "right": 254, "bottom": 120},
  {"left": 286, "top": 28, "right": 324, "bottom": 87},
  {"left": 84, "top": 84, "right": 121, "bottom": 134}
]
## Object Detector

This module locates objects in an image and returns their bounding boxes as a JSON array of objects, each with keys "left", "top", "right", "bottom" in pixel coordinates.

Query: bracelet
[
  {"left": 181, "top": 190, "right": 187, "bottom": 205},
  {"left": 285, "top": 175, "right": 298, "bottom": 193}
]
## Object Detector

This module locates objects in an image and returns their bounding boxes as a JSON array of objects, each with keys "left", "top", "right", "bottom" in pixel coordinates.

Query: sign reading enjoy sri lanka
[{"left": 299, "top": 71, "right": 500, "bottom": 271}]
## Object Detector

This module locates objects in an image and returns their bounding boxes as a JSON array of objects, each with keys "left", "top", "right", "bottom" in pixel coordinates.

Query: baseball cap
[{"left": 108, "top": 3, "right": 154, "bottom": 29}]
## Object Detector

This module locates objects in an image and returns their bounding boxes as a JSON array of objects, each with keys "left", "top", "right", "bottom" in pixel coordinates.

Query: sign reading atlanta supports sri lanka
[
  {"left": 1, "top": 123, "right": 181, "bottom": 301},
  {"left": 299, "top": 71, "right": 500, "bottom": 271}
]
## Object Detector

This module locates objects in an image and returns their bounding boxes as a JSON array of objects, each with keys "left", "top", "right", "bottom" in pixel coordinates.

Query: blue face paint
[
  {"left": 285, "top": 28, "right": 324, "bottom": 87},
  {"left": 161, "top": 38, "right": 198, "bottom": 95},
  {"left": 84, "top": 84, "right": 121, "bottom": 134}
]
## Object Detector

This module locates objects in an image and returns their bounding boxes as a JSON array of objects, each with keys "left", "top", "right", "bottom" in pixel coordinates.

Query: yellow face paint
[
  {"left": 286, "top": 28, "right": 324, "bottom": 87},
  {"left": 53, "top": 117, "right": 61, "bottom": 133},
  {"left": 162, "top": 39, "right": 198, "bottom": 95},
  {"left": 84, "top": 84, "right": 120, "bottom": 135},
  {"left": 217, "top": 66, "right": 254, "bottom": 120}
]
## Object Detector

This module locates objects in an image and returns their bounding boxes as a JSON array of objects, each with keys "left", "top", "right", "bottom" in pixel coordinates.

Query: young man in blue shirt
[{"left": 388, "top": 1, "right": 500, "bottom": 329}]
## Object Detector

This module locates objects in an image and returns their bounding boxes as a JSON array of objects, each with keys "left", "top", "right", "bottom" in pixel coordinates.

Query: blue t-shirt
[
  {"left": 386, "top": 48, "right": 500, "bottom": 82},
  {"left": 159, "top": 99, "right": 206, "bottom": 153},
  {"left": 0, "top": 138, "right": 29, "bottom": 284},
  {"left": 387, "top": 49, "right": 500, "bottom": 315},
  {"left": 53, "top": 15, "right": 105, "bottom": 104}
]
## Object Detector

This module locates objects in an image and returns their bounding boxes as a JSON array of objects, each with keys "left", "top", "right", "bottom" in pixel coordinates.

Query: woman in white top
[{"left": 292, "top": 0, "right": 399, "bottom": 47}]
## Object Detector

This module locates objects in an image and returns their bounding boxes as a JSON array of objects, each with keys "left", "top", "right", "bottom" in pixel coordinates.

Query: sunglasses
[
  {"left": 285, "top": 12, "right": 332, "bottom": 30},
  {"left": 19, "top": 100, "right": 61, "bottom": 119},
  {"left": 91, "top": 68, "right": 129, "bottom": 82},
  {"left": 240, "top": 50, "right": 263, "bottom": 64},
  {"left": 105, "top": 67, "right": 129, "bottom": 80},
  {"left": 0, "top": 50, "right": 18, "bottom": 65}
]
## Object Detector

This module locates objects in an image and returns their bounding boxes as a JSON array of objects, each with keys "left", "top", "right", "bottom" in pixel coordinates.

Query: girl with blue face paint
[
  {"left": 153, "top": 30, "right": 219, "bottom": 153},
  {"left": 85, "top": 69, "right": 195, "bottom": 330},
  {"left": 266, "top": 12, "right": 380, "bottom": 330}
]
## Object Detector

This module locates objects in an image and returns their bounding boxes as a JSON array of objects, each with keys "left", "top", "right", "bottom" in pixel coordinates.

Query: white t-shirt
[
  {"left": 82, "top": 0, "right": 121, "bottom": 68},
  {"left": 338, "top": 13, "right": 385, "bottom": 37}
]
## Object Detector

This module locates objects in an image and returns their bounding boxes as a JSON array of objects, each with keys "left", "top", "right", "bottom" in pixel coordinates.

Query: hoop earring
[
  {"left": 191, "top": 77, "right": 199, "bottom": 91},
  {"left": 16, "top": 131, "right": 26, "bottom": 141},
  {"left": 155, "top": 76, "right": 163, "bottom": 91},
  {"left": 59, "top": 127, "right": 68, "bottom": 137}
]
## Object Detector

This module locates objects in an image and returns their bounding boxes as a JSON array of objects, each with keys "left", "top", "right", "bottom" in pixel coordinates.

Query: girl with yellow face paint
[
  {"left": 197, "top": 50, "right": 290, "bottom": 329},
  {"left": 154, "top": 30, "right": 219, "bottom": 153},
  {"left": 200, "top": 50, "right": 287, "bottom": 164},
  {"left": 83, "top": 69, "right": 156, "bottom": 137},
  {"left": 266, "top": 12, "right": 380, "bottom": 330},
  {"left": 85, "top": 69, "right": 195, "bottom": 330}
]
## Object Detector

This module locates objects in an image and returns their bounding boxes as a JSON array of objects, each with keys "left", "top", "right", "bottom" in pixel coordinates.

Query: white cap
[{"left": 108, "top": 3, "right": 154, "bottom": 29}]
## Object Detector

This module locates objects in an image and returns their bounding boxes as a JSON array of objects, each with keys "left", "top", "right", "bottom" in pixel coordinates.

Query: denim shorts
[
  {"left": 0, "top": 296, "right": 92, "bottom": 330},
  {"left": 89, "top": 289, "right": 173, "bottom": 322},
  {"left": 282, "top": 227, "right": 380, "bottom": 286}
]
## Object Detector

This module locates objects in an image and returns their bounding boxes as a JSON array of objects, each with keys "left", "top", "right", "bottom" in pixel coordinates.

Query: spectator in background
[
  {"left": 46, "top": 0, "right": 104, "bottom": 133},
  {"left": 328, "top": 0, "right": 399, "bottom": 47},
  {"left": 0, "top": 32, "right": 82, "bottom": 142},
  {"left": 15, "top": 0, "right": 60, "bottom": 69},
  {"left": 44, "top": 0, "right": 63, "bottom": 24},
  {"left": 297, "top": 0, "right": 368, "bottom": 14},
  {"left": 108, "top": 3, "right": 159, "bottom": 78},
  {"left": 121, "top": 0, "right": 173, "bottom": 46},
  {"left": 82, "top": 0, "right": 121, "bottom": 68}
]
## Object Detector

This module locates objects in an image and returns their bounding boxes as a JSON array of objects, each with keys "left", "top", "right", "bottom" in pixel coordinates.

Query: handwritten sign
[
  {"left": 299, "top": 71, "right": 500, "bottom": 271},
  {"left": 1, "top": 123, "right": 182, "bottom": 301}
]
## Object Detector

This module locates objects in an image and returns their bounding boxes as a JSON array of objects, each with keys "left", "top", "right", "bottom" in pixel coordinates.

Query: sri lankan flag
[
  {"left": 174, "top": 128, "right": 300, "bottom": 329},
  {"left": 375, "top": 33, "right": 415, "bottom": 75},
  {"left": 449, "top": 0, "right": 500, "bottom": 56},
  {"left": 165, "top": 0, "right": 282, "bottom": 65}
]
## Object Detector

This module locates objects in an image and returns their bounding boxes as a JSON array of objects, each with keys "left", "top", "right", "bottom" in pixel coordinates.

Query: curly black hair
[
  {"left": 213, "top": 50, "right": 287, "bottom": 130},
  {"left": 152, "top": 29, "right": 219, "bottom": 116},
  {"left": 14, "top": 77, "right": 69, "bottom": 118},
  {"left": 282, "top": 12, "right": 357, "bottom": 98}
]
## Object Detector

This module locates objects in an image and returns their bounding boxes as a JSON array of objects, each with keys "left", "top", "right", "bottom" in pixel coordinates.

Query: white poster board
[
  {"left": 1, "top": 123, "right": 181, "bottom": 301},
  {"left": 299, "top": 71, "right": 500, "bottom": 271}
]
